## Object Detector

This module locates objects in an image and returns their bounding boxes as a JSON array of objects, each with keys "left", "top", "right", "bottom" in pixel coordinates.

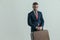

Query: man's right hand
[{"left": 36, "top": 26, "right": 40, "bottom": 31}]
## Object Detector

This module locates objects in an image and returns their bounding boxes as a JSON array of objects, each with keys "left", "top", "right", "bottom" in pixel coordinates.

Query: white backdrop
[{"left": 0, "top": 0, "right": 60, "bottom": 40}]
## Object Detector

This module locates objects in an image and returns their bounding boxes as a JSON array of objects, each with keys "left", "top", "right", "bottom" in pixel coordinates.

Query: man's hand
[
  {"left": 36, "top": 26, "right": 38, "bottom": 29},
  {"left": 36, "top": 27, "right": 40, "bottom": 31},
  {"left": 39, "top": 26, "right": 43, "bottom": 30},
  {"left": 36, "top": 26, "right": 43, "bottom": 31}
]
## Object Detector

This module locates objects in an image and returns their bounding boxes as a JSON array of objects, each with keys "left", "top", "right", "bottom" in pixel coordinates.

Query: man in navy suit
[
  {"left": 28, "top": 2, "right": 44, "bottom": 32},
  {"left": 27, "top": 2, "right": 44, "bottom": 40}
]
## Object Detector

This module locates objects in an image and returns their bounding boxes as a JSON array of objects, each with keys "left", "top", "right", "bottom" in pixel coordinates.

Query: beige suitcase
[{"left": 33, "top": 30, "right": 50, "bottom": 40}]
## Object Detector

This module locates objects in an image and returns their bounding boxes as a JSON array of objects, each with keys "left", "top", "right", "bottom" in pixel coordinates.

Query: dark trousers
[{"left": 30, "top": 32, "right": 34, "bottom": 40}]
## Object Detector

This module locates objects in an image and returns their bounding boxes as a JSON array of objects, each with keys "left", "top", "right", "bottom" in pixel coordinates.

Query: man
[{"left": 27, "top": 2, "right": 44, "bottom": 40}]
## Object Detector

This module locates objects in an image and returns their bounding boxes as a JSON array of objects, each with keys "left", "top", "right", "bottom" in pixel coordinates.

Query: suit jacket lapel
[
  {"left": 32, "top": 11, "right": 36, "bottom": 20},
  {"left": 32, "top": 11, "right": 39, "bottom": 20}
]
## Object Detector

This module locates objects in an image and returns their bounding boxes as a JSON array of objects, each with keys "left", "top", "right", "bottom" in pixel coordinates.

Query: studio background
[{"left": 0, "top": 0, "right": 60, "bottom": 40}]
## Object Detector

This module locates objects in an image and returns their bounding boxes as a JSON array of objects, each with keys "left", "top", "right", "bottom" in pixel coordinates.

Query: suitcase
[{"left": 33, "top": 30, "right": 50, "bottom": 40}]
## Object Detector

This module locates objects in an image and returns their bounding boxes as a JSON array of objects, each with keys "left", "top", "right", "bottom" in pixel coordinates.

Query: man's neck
[{"left": 33, "top": 10, "right": 38, "bottom": 14}]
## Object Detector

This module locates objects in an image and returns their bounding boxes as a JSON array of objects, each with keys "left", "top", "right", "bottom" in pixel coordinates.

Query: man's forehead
[{"left": 33, "top": 5, "right": 38, "bottom": 6}]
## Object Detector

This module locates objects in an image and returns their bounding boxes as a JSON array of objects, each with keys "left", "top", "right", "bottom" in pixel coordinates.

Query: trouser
[{"left": 30, "top": 32, "right": 34, "bottom": 40}]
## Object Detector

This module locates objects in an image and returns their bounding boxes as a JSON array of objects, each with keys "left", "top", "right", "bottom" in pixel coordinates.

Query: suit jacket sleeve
[
  {"left": 40, "top": 12, "right": 44, "bottom": 27},
  {"left": 27, "top": 13, "right": 36, "bottom": 28}
]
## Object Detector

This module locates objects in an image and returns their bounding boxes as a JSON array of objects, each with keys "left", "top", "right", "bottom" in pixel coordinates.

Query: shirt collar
[{"left": 33, "top": 10, "right": 38, "bottom": 14}]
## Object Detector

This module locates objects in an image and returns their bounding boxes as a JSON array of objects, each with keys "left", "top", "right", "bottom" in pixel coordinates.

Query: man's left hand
[
  {"left": 38, "top": 26, "right": 43, "bottom": 30},
  {"left": 40, "top": 26, "right": 43, "bottom": 29}
]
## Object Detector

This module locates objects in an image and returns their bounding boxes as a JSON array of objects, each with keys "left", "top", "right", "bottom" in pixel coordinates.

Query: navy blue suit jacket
[{"left": 27, "top": 11, "right": 44, "bottom": 32}]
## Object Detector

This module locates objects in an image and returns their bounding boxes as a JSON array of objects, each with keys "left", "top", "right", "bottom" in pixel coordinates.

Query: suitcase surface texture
[{"left": 33, "top": 30, "right": 50, "bottom": 40}]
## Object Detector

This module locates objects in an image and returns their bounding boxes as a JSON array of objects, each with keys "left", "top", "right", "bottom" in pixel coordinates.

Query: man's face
[{"left": 33, "top": 5, "right": 38, "bottom": 11}]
